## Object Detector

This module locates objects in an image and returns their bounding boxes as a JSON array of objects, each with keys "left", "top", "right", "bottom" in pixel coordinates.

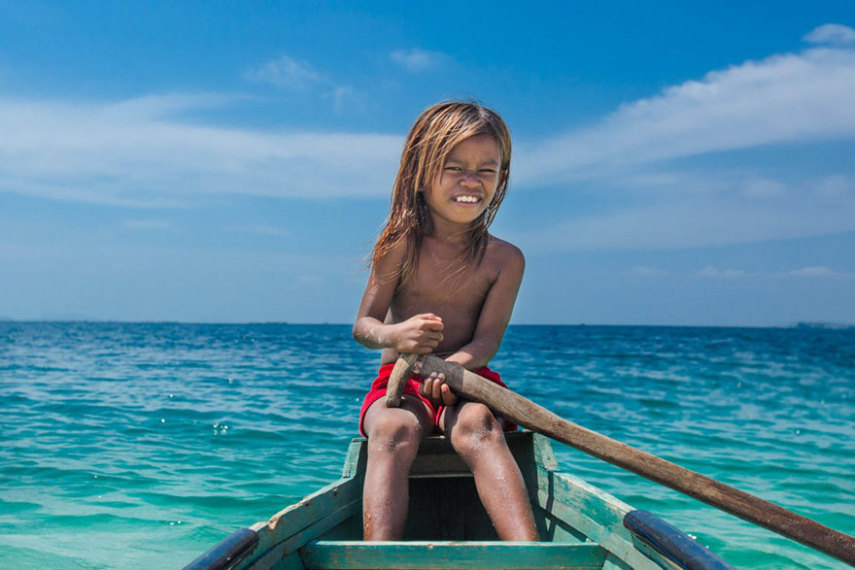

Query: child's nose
[{"left": 460, "top": 171, "right": 480, "bottom": 186}]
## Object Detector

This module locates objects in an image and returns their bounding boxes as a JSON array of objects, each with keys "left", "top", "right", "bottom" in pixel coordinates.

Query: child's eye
[
  {"left": 444, "top": 166, "right": 463, "bottom": 172},
  {"left": 479, "top": 168, "right": 497, "bottom": 175}
]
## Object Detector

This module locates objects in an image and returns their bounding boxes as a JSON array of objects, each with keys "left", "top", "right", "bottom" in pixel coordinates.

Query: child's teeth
[{"left": 455, "top": 196, "right": 477, "bottom": 203}]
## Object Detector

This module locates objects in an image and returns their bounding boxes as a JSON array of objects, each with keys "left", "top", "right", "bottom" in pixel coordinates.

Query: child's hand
[
  {"left": 418, "top": 371, "right": 458, "bottom": 407},
  {"left": 393, "top": 313, "right": 444, "bottom": 354}
]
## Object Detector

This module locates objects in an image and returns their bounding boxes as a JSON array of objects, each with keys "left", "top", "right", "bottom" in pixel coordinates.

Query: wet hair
[{"left": 371, "top": 101, "right": 512, "bottom": 283}]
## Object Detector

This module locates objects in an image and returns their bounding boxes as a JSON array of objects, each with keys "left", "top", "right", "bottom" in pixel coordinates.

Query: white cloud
[
  {"left": 390, "top": 48, "right": 446, "bottom": 72},
  {"left": 742, "top": 178, "right": 787, "bottom": 199},
  {"left": 246, "top": 55, "right": 325, "bottom": 90},
  {"left": 786, "top": 266, "right": 835, "bottom": 277},
  {"left": 630, "top": 266, "right": 668, "bottom": 277},
  {"left": 695, "top": 265, "right": 855, "bottom": 280},
  {"left": 804, "top": 24, "right": 855, "bottom": 46},
  {"left": 511, "top": 172, "right": 855, "bottom": 252},
  {"left": 680, "top": 265, "right": 855, "bottom": 280},
  {"left": 698, "top": 266, "right": 750, "bottom": 278},
  {"left": 516, "top": 40, "right": 855, "bottom": 186},
  {"left": 811, "top": 174, "right": 854, "bottom": 198},
  {"left": 509, "top": 33, "right": 855, "bottom": 252},
  {"left": 245, "top": 55, "right": 359, "bottom": 113},
  {"left": 0, "top": 94, "right": 401, "bottom": 205},
  {"left": 328, "top": 85, "right": 364, "bottom": 114},
  {"left": 683, "top": 264, "right": 854, "bottom": 281}
]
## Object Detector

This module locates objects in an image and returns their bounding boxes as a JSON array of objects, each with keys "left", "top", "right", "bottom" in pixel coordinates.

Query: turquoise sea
[{"left": 1, "top": 322, "right": 852, "bottom": 569}]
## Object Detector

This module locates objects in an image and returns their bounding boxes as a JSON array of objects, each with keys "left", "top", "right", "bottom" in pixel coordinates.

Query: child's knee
[
  {"left": 368, "top": 412, "right": 425, "bottom": 455},
  {"left": 450, "top": 403, "right": 503, "bottom": 454}
]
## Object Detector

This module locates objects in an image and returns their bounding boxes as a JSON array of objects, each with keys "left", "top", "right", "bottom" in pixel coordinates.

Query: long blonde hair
[{"left": 371, "top": 101, "right": 512, "bottom": 283}]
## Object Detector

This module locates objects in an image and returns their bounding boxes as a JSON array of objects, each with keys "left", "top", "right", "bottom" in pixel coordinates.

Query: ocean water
[{"left": 0, "top": 322, "right": 852, "bottom": 569}]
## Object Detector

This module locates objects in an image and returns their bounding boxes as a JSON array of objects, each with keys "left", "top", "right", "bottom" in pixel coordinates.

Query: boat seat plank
[{"left": 300, "top": 540, "right": 607, "bottom": 569}]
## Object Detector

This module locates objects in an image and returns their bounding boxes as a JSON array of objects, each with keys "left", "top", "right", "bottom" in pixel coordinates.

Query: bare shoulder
[
  {"left": 485, "top": 235, "right": 525, "bottom": 276},
  {"left": 378, "top": 235, "right": 409, "bottom": 263},
  {"left": 486, "top": 236, "right": 525, "bottom": 266},
  {"left": 372, "top": 236, "right": 408, "bottom": 281}
]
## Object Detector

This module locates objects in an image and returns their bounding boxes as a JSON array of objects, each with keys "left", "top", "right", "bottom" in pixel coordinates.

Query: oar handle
[
  {"left": 386, "top": 353, "right": 421, "bottom": 407},
  {"left": 387, "top": 354, "right": 855, "bottom": 566}
]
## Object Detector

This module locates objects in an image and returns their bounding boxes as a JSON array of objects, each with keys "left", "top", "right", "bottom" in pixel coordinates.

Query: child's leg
[
  {"left": 361, "top": 396, "right": 434, "bottom": 540},
  {"left": 441, "top": 402, "right": 540, "bottom": 541}
]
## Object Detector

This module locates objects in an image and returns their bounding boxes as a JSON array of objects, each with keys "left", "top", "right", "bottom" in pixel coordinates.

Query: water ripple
[{"left": 1, "top": 323, "right": 852, "bottom": 568}]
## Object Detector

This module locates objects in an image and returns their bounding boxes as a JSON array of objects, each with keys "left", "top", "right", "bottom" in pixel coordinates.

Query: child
[{"left": 353, "top": 101, "right": 539, "bottom": 542}]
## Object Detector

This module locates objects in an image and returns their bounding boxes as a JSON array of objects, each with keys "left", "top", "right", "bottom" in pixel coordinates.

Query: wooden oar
[{"left": 386, "top": 353, "right": 855, "bottom": 566}]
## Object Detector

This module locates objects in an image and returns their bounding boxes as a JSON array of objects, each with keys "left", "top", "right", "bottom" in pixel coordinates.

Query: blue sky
[{"left": 1, "top": 1, "right": 854, "bottom": 325}]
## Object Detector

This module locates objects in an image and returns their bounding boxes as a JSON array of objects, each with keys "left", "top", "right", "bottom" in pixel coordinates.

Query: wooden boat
[{"left": 185, "top": 431, "right": 733, "bottom": 570}]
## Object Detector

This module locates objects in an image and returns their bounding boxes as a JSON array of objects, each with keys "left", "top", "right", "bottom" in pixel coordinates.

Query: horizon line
[{"left": 2, "top": 319, "right": 852, "bottom": 330}]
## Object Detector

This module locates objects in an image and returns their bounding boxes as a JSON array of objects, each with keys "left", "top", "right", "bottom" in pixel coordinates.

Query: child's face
[{"left": 426, "top": 134, "right": 502, "bottom": 228}]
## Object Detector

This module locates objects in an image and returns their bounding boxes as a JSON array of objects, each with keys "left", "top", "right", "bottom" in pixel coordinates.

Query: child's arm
[
  {"left": 447, "top": 243, "right": 525, "bottom": 370},
  {"left": 353, "top": 241, "right": 445, "bottom": 354}
]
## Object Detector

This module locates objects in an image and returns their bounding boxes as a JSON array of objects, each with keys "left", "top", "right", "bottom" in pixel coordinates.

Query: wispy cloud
[
  {"left": 246, "top": 55, "right": 326, "bottom": 90},
  {"left": 786, "top": 266, "right": 840, "bottom": 278},
  {"left": 624, "top": 264, "right": 854, "bottom": 280},
  {"left": 0, "top": 93, "right": 400, "bottom": 205},
  {"left": 697, "top": 265, "right": 855, "bottom": 279},
  {"left": 510, "top": 25, "right": 855, "bottom": 251},
  {"left": 390, "top": 48, "right": 447, "bottom": 72},
  {"left": 630, "top": 266, "right": 669, "bottom": 277},
  {"left": 245, "top": 55, "right": 361, "bottom": 112},
  {"left": 804, "top": 24, "right": 855, "bottom": 46},
  {"left": 511, "top": 173, "right": 855, "bottom": 252},
  {"left": 698, "top": 266, "right": 751, "bottom": 278},
  {"left": 516, "top": 30, "right": 855, "bottom": 185}
]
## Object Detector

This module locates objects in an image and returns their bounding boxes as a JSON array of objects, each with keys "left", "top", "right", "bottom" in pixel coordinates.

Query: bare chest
[{"left": 390, "top": 252, "right": 497, "bottom": 333}]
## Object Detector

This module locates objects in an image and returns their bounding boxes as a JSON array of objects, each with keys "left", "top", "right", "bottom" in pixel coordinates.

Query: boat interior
[{"left": 187, "top": 431, "right": 732, "bottom": 569}]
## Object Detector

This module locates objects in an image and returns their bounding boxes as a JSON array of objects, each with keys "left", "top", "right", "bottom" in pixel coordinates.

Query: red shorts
[{"left": 359, "top": 362, "right": 518, "bottom": 437}]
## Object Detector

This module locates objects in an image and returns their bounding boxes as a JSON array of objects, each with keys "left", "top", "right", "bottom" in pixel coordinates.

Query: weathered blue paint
[
  {"left": 624, "top": 510, "right": 735, "bottom": 570},
  {"left": 184, "top": 527, "right": 258, "bottom": 570}
]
